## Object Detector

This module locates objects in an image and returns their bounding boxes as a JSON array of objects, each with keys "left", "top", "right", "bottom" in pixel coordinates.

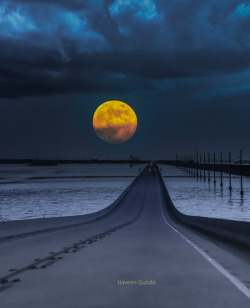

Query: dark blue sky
[{"left": 0, "top": 0, "right": 250, "bottom": 160}]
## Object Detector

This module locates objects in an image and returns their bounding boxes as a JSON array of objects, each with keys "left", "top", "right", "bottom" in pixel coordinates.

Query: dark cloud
[
  {"left": 0, "top": 0, "right": 249, "bottom": 98},
  {"left": 94, "top": 124, "right": 136, "bottom": 144},
  {"left": 1, "top": 47, "right": 250, "bottom": 98},
  {"left": 10, "top": 0, "right": 88, "bottom": 10}
]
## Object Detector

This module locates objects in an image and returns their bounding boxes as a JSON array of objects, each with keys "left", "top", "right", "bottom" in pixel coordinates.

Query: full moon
[{"left": 93, "top": 100, "right": 137, "bottom": 144}]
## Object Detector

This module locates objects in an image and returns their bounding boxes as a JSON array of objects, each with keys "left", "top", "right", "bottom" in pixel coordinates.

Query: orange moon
[{"left": 93, "top": 100, "right": 137, "bottom": 144}]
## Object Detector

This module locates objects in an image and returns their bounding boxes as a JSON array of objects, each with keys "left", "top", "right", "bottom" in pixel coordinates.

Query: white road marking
[{"left": 158, "top": 181, "right": 250, "bottom": 301}]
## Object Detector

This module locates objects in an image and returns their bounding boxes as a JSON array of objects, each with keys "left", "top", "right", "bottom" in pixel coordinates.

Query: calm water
[
  {"left": 1, "top": 163, "right": 250, "bottom": 222},
  {"left": 0, "top": 164, "right": 143, "bottom": 221},
  {"left": 161, "top": 165, "right": 250, "bottom": 222}
]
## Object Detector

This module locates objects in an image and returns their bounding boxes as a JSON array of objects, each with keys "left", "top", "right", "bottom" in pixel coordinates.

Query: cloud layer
[{"left": 0, "top": 0, "right": 249, "bottom": 98}]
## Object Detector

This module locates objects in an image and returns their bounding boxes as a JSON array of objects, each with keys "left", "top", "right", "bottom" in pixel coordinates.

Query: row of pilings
[{"left": 161, "top": 151, "right": 248, "bottom": 195}]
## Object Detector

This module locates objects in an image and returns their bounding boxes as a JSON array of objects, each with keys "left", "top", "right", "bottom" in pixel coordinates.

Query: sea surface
[
  {"left": 1, "top": 163, "right": 250, "bottom": 222},
  {"left": 0, "top": 164, "right": 142, "bottom": 221},
  {"left": 161, "top": 164, "right": 250, "bottom": 222}
]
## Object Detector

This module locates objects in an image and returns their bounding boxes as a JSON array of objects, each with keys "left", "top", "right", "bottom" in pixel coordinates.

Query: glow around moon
[{"left": 93, "top": 100, "right": 137, "bottom": 144}]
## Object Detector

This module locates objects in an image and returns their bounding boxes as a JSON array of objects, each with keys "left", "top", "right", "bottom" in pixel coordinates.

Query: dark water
[
  {"left": 161, "top": 165, "right": 250, "bottom": 222},
  {"left": 1, "top": 163, "right": 250, "bottom": 222},
  {"left": 0, "top": 164, "right": 142, "bottom": 221}
]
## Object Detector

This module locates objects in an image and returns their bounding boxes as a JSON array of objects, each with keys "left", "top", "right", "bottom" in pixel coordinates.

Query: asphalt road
[{"left": 1, "top": 167, "right": 250, "bottom": 307}]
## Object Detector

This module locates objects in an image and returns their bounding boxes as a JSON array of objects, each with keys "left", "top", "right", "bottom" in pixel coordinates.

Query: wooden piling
[
  {"left": 214, "top": 153, "right": 216, "bottom": 184},
  {"left": 220, "top": 152, "right": 223, "bottom": 187},
  {"left": 240, "top": 150, "right": 244, "bottom": 195},
  {"left": 229, "top": 152, "right": 232, "bottom": 191}
]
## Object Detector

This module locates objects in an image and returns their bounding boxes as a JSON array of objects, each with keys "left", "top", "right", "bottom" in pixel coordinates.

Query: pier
[{"left": 1, "top": 165, "right": 250, "bottom": 307}]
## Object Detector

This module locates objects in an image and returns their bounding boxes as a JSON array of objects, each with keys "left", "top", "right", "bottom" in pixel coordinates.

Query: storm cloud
[{"left": 0, "top": 0, "right": 250, "bottom": 98}]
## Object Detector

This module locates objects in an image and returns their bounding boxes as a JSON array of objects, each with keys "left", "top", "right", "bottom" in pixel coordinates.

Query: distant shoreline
[{"left": 0, "top": 159, "right": 149, "bottom": 164}]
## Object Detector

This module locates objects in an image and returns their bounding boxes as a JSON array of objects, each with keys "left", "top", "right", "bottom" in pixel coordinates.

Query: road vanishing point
[{"left": 1, "top": 164, "right": 250, "bottom": 307}]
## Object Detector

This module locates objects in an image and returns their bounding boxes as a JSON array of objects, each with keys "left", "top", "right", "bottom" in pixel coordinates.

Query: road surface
[{"left": 1, "top": 166, "right": 250, "bottom": 307}]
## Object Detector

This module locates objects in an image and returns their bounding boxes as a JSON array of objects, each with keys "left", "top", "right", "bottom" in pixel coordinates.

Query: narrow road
[{"left": 1, "top": 167, "right": 250, "bottom": 307}]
